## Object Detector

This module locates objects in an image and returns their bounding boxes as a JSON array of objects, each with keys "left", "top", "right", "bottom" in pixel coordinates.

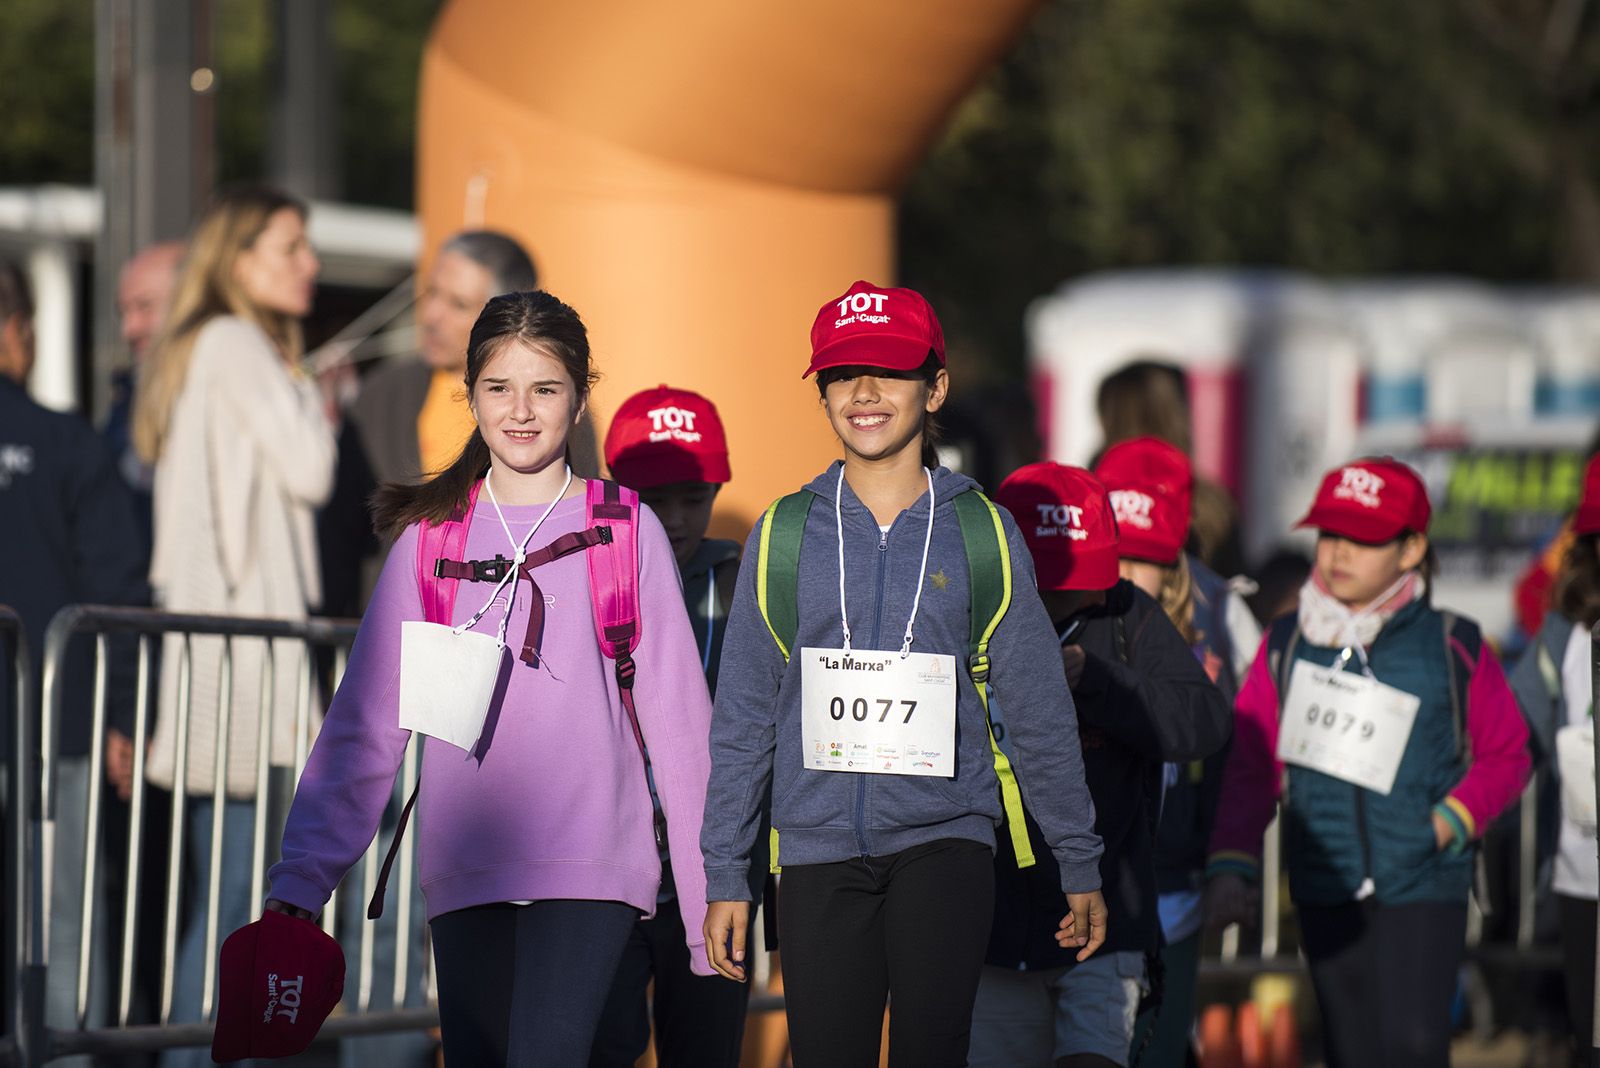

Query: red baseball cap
[
  {"left": 211, "top": 909, "right": 345, "bottom": 1062},
  {"left": 1576, "top": 453, "right": 1600, "bottom": 536},
  {"left": 604, "top": 385, "right": 732, "bottom": 489},
  {"left": 1297, "top": 457, "right": 1431, "bottom": 543},
  {"left": 1094, "top": 437, "right": 1194, "bottom": 566},
  {"left": 996, "top": 463, "right": 1121, "bottom": 591},
  {"left": 804, "top": 280, "right": 946, "bottom": 378}
]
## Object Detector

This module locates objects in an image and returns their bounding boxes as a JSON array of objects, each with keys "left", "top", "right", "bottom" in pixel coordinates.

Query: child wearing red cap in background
[
  {"left": 591, "top": 385, "right": 765, "bottom": 1068},
  {"left": 701, "top": 281, "right": 1107, "bottom": 1067},
  {"left": 1207, "top": 457, "right": 1531, "bottom": 1068},
  {"left": 1094, "top": 437, "right": 1256, "bottom": 1066},
  {"left": 1508, "top": 453, "right": 1600, "bottom": 1062},
  {"left": 971, "top": 463, "right": 1230, "bottom": 1068}
]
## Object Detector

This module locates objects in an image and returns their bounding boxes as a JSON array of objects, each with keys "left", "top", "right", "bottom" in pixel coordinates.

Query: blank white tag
[
  {"left": 800, "top": 647, "right": 957, "bottom": 776},
  {"left": 1557, "top": 722, "right": 1597, "bottom": 832},
  {"left": 398, "top": 621, "right": 505, "bottom": 752},
  {"left": 1277, "top": 659, "right": 1420, "bottom": 796}
]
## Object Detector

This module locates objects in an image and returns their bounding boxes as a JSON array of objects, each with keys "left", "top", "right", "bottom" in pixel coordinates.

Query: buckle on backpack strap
[
  {"left": 473, "top": 555, "right": 513, "bottom": 582},
  {"left": 615, "top": 652, "right": 637, "bottom": 689},
  {"left": 596, "top": 525, "right": 614, "bottom": 545},
  {"left": 969, "top": 653, "right": 990, "bottom": 685}
]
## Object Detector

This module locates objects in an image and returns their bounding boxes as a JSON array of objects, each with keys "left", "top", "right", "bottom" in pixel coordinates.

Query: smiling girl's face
[
  {"left": 469, "top": 339, "right": 585, "bottom": 478},
  {"left": 820, "top": 364, "right": 948, "bottom": 466}
]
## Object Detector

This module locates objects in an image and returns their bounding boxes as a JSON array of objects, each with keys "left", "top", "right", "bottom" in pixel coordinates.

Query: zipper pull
[{"left": 878, "top": 529, "right": 888, "bottom": 551}]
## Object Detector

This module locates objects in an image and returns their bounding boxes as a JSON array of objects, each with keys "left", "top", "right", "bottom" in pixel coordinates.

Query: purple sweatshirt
[{"left": 269, "top": 492, "right": 713, "bottom": 973}]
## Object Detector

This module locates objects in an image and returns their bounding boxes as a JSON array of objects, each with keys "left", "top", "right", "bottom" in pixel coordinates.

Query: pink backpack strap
[
  {"left": 415, "top": 480, "right": 482, "bottom": 625},
  {"left": 585, "top": 478, "right": 641, "bottom": 660}
]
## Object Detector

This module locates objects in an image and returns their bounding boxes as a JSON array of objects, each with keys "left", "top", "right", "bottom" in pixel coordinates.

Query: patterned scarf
[{"left": 1296, "top": 570, "right": 1425, "bottom": 650}]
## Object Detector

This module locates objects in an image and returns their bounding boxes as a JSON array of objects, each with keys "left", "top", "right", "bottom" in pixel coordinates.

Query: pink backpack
[{"left": 369, "top": 477, "right": 649, "bottom": 918}]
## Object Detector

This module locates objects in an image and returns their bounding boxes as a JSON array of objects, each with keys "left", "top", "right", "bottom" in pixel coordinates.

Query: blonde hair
[
  {"left": 1096, "top": 359, "right": 1192, "bottom": 454},
  {"left": 1158, "top": 553, "right": 1200, "bottom": 645},
  {"left": 132, "top": 186, "right": 307, "bottom": 462}
]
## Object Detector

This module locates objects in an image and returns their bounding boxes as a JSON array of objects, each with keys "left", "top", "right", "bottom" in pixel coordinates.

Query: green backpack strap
[
  {"left": 952, "top": 490, "right": 1036, "bottom": 869},
  {"left": 756, "top": 490, "right": 816, "bottom": 660},
  {"left": 754, "top": 490, "right": 816, "bottom": 874}
]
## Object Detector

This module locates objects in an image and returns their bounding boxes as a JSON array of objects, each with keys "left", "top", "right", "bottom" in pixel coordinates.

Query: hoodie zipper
[
  {"left": 1353, "top": 788, "right": 1376, "bottom": 898},
  {"left": 851, "top": 519, "right": 892, "bottom": 857}
]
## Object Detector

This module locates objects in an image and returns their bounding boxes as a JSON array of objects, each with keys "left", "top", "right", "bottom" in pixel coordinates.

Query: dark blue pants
[
  {"left": 430, "top": 899, "right": 638, "bottom": 1068},
  {"left": 1299, "top": 899, "right": 1466, "bottom": 1068},
  {"left": 588, "top": 895, "right": 754, "bottom": 1068}
]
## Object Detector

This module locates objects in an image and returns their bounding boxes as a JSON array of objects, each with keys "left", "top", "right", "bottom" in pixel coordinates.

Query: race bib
[
  {"left": 398, "top": 621, "right": 505, "bottom": 752},
  {"left": 1557, "top": 722, "right": 1597, "bottom": 832},
  {"left": 1277, "top": 659, "right": 1420, "bottom": 796},
  {"left": 800, "top": 647, "right": 957, "bottom": 776}
]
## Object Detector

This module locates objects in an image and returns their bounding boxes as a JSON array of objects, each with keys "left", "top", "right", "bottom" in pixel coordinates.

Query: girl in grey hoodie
[{"left": 700, "top": 281, "right": 1106, "bottom": 1068}]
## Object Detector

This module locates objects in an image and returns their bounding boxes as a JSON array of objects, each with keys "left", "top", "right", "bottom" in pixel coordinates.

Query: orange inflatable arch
[{"left": 418, "top": 0, "right": 1040, "bottom": 535}]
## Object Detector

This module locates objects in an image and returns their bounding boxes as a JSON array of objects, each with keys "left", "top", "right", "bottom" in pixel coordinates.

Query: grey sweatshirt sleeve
[
  {"left": 987, "top": 509, "right": 1105, "bottom": 894},
  {"left": 700, "top": 520, "right": 784, "bottom": 902}
]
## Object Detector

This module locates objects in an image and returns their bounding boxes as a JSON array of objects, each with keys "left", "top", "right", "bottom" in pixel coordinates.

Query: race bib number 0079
[
  {"left": 1277, "top": 659, "right": 1420, "bottom": 796},
  {"left": 800, "top": 647, "right": 957, "bottom": 777}
]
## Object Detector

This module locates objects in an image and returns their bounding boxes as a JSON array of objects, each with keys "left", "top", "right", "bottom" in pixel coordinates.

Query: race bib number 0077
[
  {"left": 1277, "top": 659, "right": 1420, "bottom": 796},
  {"left": 800, "top": 648, "right": 957, "bottom": 777}
]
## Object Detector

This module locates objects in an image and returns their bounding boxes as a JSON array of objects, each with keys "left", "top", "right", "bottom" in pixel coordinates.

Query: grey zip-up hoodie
[{"left": 701, "top": 463, "right": 1103, "bottom": 901}]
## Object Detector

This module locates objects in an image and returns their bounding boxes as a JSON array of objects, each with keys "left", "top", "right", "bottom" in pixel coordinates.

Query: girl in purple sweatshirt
[{"left": 265, "top": 291, "right": 715, "bottom": 1067}]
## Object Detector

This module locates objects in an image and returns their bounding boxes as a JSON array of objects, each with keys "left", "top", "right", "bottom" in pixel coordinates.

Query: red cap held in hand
[
  {"left": 211, "top": 909, "right": 345, "bottom": 1062},
  {"left": 996, "top": 463, "right": 1121, "bottom": 592},
  {"left": 1094, "top": 437, "right": 1193, "bottom": 566},
  {"left": 805, "top": 280, "right": 945, "bottom": 378},
  {"left": 1575, "top": 454, "right": 1600, "bottom": 537},
  {"left": 1297, "top": 457, "right": 1431, "bottom": 544},
  {"left": 604, "top": 384, "right": 732, "bottom": 490}
]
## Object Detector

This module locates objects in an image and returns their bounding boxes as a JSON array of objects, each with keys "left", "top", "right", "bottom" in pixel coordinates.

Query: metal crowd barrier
[
  {"left": 0, "top": 602, "right": 1570, "bottom": 1063},
  {"left": 13, "top": 605, "right": 437, "bottom": 1066},
  {"left": 2, "top": 606, "right": 35, "bottom": 1068}
]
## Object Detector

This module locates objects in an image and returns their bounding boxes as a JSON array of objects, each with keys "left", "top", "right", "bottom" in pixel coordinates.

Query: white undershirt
[{"left": 1553, "top": 620, "right": 1598, "bottom": 899}]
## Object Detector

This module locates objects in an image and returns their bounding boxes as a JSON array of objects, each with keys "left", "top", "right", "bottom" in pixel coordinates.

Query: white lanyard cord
[
  {"left": 834, "top": 466, "right": 854, "bottom": 653},
  {"left": 457, "top": 465, "right": 574, "bottom": 644},
  {"left": 832, "top": 465, "right": 937, "bottom": 659},
  {"left": 702, "top": 565, "right": 718, "bottom": 674},
  {"left": 1333, "top": 570, "right": 1413, "bottom": 679}
]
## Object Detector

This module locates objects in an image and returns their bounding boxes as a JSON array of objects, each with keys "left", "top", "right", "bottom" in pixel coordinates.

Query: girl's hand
[
  {"left": 1205, "top": 873, "right": 1260, "bottom": 932},
  {"left": 1057, "top": 890, "right": 1108, "bottom": 961},
  {"left": 704, "top": 901, "right": 749, "bottom": 982},
  {"left": 264, "top": 898, "right": 316, "bottom": 922},
  {"left": 1061, "top": 645, "right": 1087, "bottom": 688},
  {"left": 1432, "top": 810, "right": 1455, "bottom": 851}
]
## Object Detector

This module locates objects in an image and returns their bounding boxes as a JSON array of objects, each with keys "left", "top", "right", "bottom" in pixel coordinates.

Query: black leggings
[
  {"left": 778, "top": 838, "right": 995, "bottom": 1068},
  {"left": 1298, "top": 899, "right": 1466, "bottom": 1068},
  {"left": 588, "top": 894, "right": 756, "bottom": 1068},
  {"left": 1558, "top": 894, "right": 1597, "bottom": 1058},
  {"left": 430, "top": 899, "right": 638, "bottom": 1067}
]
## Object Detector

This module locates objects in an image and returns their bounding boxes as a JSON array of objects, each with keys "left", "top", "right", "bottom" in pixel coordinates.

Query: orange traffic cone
[
  {"left": 1269, "top": 1001, "right": 1302, "bottom": 1068},
  {"left": 1198, "top": 1004, "right": 1243, "bottom": 1068},
  {"left": 1236, "top": 1001, "right": 1267, "bottom": 1068}
]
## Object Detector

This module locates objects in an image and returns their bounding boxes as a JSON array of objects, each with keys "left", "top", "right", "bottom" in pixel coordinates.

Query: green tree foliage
[
  {"left": 332, "top": 0, "right": 440, "bottom": 208},
  {"left": 0, "top": 2, "right": 95, "bottom": 186},
  {"left": 900, "top": 0, "right": 1600, "bottom": 379},
  {"left": 0, "top": 0, "right": 438, "bottom": 209}
]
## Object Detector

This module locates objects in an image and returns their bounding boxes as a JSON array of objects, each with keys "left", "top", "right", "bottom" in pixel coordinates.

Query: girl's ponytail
[{"left": 372, "top": 429, "right": 492, "bottom": 540}]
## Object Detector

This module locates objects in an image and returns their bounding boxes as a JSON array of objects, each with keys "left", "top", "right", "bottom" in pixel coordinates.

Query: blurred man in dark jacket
[{"left": 0, "top": 261, "right": 147, "bottom": 1063}]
